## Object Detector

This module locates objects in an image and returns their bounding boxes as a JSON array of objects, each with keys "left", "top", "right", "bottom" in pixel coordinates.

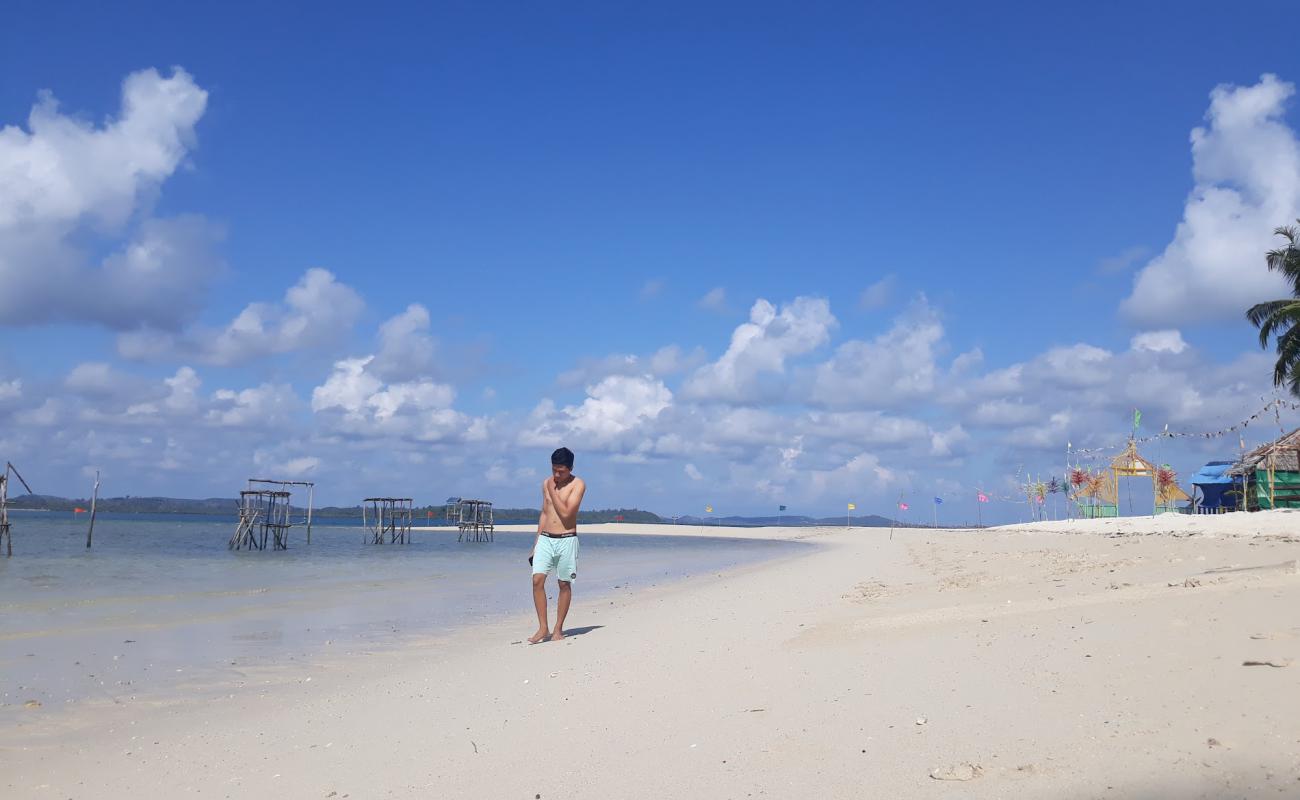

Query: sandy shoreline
[
  {"left": 414, "top": 521, "right": 848, "bottom": 539},
  {"left": 7, "top": 515, "right": 1300, "bottom": 798}
]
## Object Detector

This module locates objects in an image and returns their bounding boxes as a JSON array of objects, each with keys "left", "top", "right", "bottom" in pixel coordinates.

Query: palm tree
[{"left": 1247, "top": 224, "right": 1300, "bottom": 397}]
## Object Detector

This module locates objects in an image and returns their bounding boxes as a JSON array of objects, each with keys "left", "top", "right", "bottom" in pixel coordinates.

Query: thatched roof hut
[{"left": 1229, "top": 427, "right": 1300, "bottom": 510}]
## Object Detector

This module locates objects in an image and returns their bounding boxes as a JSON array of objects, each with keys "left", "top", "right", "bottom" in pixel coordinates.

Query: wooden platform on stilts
[{"left": 363, "top": 497, "right": 413, "bottom": 544}]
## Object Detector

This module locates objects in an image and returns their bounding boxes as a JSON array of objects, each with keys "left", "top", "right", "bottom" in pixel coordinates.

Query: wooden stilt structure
[
  {"left": 229, "top": 478, "right": 315, "bottom": 551},
  {"left": 86, "top": 470, "right": 100, "bottom": 549},
  {"left": 362, "top": 497, "right": 413, "bottom": 544},
  {"left": 230, "top": 489, "right": 293, "bottom": 550},
  {"left": 452, "top": 499, "right": 494, "bottom": 542},
  {"left": 1, "top": 462, "right": 33, "bottom": 557}
]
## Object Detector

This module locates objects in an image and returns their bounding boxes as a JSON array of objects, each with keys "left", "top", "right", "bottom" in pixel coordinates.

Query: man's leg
[
  {"left": 552, "top": 580, "right": 572, "bottom": 640},
  {"left": 529, "top": 572, "right": 549, "bottom": 643}
]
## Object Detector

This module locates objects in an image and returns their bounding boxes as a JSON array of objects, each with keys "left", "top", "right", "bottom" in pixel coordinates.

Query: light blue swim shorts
[{"left": 532, "top": 534, "right": 579, "bottom": 581}]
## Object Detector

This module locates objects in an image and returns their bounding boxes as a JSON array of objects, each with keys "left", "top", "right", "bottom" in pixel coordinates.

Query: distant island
[{"left": 9, "top": 494, "right": 926, "bottom": 527}]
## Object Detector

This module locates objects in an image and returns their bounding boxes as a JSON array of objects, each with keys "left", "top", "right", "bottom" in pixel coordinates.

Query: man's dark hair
[{"left": 551, "top": 447, "right": 575, "bottom": 469}]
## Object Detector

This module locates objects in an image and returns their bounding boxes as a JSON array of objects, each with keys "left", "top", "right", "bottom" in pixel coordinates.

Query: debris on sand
[
  {"left": 930, "top": 762, "right": 983, "bottom": 781},
  {"left": 1242, "top": 659, "right": 1293, "bottom": 668}
]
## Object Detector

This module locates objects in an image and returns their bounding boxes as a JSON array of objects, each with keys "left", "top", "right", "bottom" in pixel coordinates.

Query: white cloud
[
  {"left": 1130, "top": 329, "right": 1188, "bottom": 354},
  {"left": 859, "top": 275, "right": 896, "bottom": 309},
  {"left": 684, "top": 463, "right": 704, "bottom": 481},
  {"left": 1037, "top": 343, "right": 1113, "bottom": 388},
  {"left": 969, "top": 399, "right": 1042, "bottom": 428},
  {"left": 683, "top": 297, "right": 836, "bottom": 403},
  {"left": 929, "top": 425, "right": 970, "bottom": 458},
  {"left": 0, "top": 379, "right": 20, "bottom": 401},
  {"left": 369, "top": 303, "right": 436, "bottom": 381},
  {"left": 0, "top": 67, "right": 220, "bottom": 330},
  {"left": 557, "top": 344, "right": 706, "bottom": 387},
  {"left": 0, "top": 67, "right": 207, "bottom": 229},
  {"left": 251, "top": 452, "right": 319, "bottom": 478},
  {"left": 312, "top": 355, "right": 482, "bottom": 443},
  {"left": 118, "top": 268, "right": 364, "bottom": 364},
  {"left": 64, "top": 362, "right": 153, "bottom": 402},
  {"left": 1122, "top": 74, "right": 1298, "bottom": 325},
  {"left": 809, "top": 299, "right": 942, "bottom": 408},
  {"left": 524, "top": 374, "right": 672, "bottom": 449},
  {"left": 311, "top": 356, "right": 381, "bottom": 418},
  {"left": 207, "top": 384, "right": 299, "bottom": 427},
  {"left": 698, "top": 286, "right": 727, "bottom": 312}
]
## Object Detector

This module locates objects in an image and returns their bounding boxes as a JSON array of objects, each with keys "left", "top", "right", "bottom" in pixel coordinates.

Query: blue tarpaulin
[{"left": 1191, "top": 461, "right": 1240, "bottom": 511}]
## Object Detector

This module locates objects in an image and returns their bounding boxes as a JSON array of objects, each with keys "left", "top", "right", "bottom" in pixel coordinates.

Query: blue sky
[{"left": 2, "top": 2, "right": 1299, "bottom": 520}]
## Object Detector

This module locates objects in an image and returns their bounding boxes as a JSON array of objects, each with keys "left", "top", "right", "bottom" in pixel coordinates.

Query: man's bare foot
[
  {"left": 527, "top": 629, "right": 550, "bottom": 644},
  {"left": 550, "top": 629, "right": 565, "bottom": 641}
]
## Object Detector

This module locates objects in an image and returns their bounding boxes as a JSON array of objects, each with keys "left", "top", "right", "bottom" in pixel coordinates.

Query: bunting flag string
[{"left": 1067, "top": 397, "right": 1300, "bottom": 457}]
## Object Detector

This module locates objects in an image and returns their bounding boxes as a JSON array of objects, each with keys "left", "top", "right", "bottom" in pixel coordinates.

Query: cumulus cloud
[
  {"left": 0, "top": 67, "right": 220, "bottom": 330},
  {"left": 682, "top": 297, "right": 836, "bottom": 403},
  {"left": 369, "top": 303, "right": 436, "bottom": 381},
  {"left": 312, "top": 355, "right": 483, "bottom": 443},
  {"left": 1130, "top": 329, "right": 1188, "bottom": 354},
  {"left": 207, "top": 384, "right": 299, "bottom": 427},
  {"left": 952, "top": 332, "right": 1277, "bottom": 458},
  {"left": 118, "top": 268, "right": 364, "bottom": 364},
  {"left": 523, "top": 374, "right": 672, "bottom": 449},
  {"left": 809, "top": 299, "right": 942, "bottom": 408},
  {"left": 1122, "top": 74, "right": 1298, "bottom": 325}
]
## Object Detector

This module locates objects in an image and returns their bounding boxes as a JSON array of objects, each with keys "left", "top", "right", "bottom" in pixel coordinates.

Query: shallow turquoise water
[{"left": 0, "top": 512, "right": 804, "bottom": 712}]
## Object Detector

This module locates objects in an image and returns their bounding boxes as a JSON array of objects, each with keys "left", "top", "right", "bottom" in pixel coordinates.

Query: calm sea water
[{"left": 0, "top": 512, "right": 803, "bottom": 716}]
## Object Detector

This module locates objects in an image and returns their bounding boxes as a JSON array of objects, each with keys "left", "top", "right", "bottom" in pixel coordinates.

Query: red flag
[
  {"left": 898, "top": 502, "right": 909, "bottom": 511},
  {"left": 977, "top": 492, "right": 988, "bottom": 503},
  {"left": 615, "top": 515, "right": 625, "bottom": 522},
  {"left": 74, "top": 507, "right": 86, "bottom": 513}
]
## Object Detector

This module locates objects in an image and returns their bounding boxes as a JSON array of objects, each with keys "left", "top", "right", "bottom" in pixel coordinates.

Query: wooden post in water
[
  {"left": 86, "top": 470, "right": 100, "bottom": 549},
  {"left": 2, "top": 462, "right": 33, "bottom": 557},
  {"left": 0, "top": 468, "right": 8, "bottom": 558},
  {"left": 306, "top": 483, "right": 315, "bottom": 545}
]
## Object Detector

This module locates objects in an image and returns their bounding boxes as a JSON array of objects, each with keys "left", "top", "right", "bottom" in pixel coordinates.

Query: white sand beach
[{"left": 7, "top": 513, "right": 1300, "bottom": 798}]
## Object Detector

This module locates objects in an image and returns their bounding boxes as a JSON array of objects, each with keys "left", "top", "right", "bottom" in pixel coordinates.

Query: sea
[{"left": 0, "top": 511, "right": 803, "bottom": 718}]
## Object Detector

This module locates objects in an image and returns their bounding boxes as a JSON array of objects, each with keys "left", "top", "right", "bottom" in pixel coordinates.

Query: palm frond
[
  {"left": 1249, "top": 300, "right": 1300, "bottom": 348},
  {"left": 1272, "top": 324, "right": 1300, "bottom": 391},
  {"left": 1266, "top": 227, "right": 1300, "bottom": 291}
]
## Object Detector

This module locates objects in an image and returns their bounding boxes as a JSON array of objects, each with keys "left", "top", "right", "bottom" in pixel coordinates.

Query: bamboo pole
[
  {"left": 306, "top": 483, "right": 314, "bottom": 545},
  {"left": 86, "top": 471, "right": 100, "bottom": 548},
  {"left": 1, "top": 471, "right": 8, "bottom": 558}
]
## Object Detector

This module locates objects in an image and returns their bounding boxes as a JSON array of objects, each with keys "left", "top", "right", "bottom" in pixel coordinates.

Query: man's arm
[
  {"left": 547, "top": 478, "right": 586, "bottom": 520},
  {"left": 537, "top": 479, "right": 548, "bottom": 533}
]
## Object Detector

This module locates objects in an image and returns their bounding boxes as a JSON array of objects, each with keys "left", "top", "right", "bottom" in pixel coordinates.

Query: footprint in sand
[{"left": 843, "top": 581, "right": 893, "bottom": 602}]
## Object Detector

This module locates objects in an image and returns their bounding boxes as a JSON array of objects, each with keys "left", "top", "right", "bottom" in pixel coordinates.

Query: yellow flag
[
  {"left": 705, "top": 506, "right": 713, "bottom": 513},
  {"left": 847, "top": 503, "right": 856, "bottom": 510}
]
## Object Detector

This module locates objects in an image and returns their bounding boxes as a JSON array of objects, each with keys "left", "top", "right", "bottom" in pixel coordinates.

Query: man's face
[{"left": 551, "top": 463, "right": 572, "bottom": 482}]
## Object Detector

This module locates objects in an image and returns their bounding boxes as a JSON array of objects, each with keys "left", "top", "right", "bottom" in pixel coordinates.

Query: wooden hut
[{"left": 1228, "top": 427, "right": 1300, "bottom": 510}]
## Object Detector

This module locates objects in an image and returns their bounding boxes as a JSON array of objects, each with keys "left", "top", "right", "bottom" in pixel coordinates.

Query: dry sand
[{"left": 6, "top": 513, "right": 1300, "bottom": 798}]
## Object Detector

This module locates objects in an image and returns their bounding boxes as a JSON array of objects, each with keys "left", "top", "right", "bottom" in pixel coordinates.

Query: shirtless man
[{"left": 528, "top": 447, "right": 587, "bottom": 643}]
